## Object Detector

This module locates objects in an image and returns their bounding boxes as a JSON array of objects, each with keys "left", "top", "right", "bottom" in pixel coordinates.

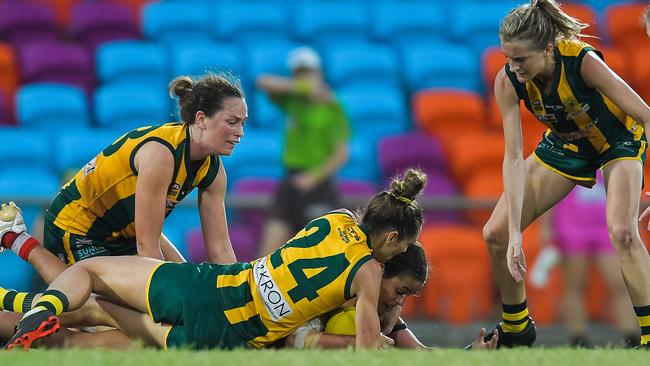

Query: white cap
[{"left": 287, "top": 47, "right": 321, "bottom": 71}]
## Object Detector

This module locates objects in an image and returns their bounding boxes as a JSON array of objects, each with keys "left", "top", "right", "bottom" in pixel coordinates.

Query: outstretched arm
[{"left": 198, "top": 167, "right": 236, "bottom": 263}]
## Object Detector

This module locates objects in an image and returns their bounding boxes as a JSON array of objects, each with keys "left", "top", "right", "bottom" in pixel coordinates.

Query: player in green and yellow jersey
[
  {"left": 0, "top": 74, "right": 246, "bottom": 284},
  {"left": 479, "top": 0, "right": 650, "bottom": 348},
  {"left": 4, "top": 169, "right": 427, "bottom": 351}
]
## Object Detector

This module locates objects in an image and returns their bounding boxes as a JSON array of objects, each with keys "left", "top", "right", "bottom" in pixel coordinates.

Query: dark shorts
[
  {"left": 146, "top": 262, "right": 250, "bottom": 350},
  {"left": 533, "top": 133, "right": 646, "bottom": 187},
  {"left": 43, "top": 217, "right": 136, "bottom": 265},
  {"left": 270, "top": 170, "right": 339, "bottom": 231}
]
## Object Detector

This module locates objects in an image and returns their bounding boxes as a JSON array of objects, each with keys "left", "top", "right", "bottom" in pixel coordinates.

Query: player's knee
[
  {"left": 608, "top": 225, "right": 636, "bottom": 253},
  {"left": 483, "top": 223, "right": 506, "bottom": 252}
]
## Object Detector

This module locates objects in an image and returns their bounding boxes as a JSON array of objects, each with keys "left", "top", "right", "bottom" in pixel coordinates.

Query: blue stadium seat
[
  {"left": 244, "top": 39, "right": 300, "bottom": 81},
  {"left": 0, "top": 255, "right": 36, "bottom": 292},
  {"left": 0, "top": 128, "right": 52, "bottom": 174},
  {"left": 94, "top": 82, "right": 171, "bottom": 131},
  {"left": 163, "top": 206, "right": 200, "bottom": 259},
  {"left": 338, "top": 136, "right": 379, "bottom": 183},
  {"left": 221, "top": 130, "right": 284, "bottom": 188},
  {"left": 54, "top": 129, "right": 122, "bottom": 175},
  {"left": 400, "top": 40, "right": 480, "bottom": 93},
  {"left": 294, "top": 1, "right": 370, "bottom": 45},
  {"left": 251, "top": 91, "right": 284, "bottom": 130},
  {"left": 0, "top": 168, "right": 61, "bottom": 200},
  {"left": 337, "top": 83, "right": 409, "bottom": 143},
  {"left": 450, "top": 1, "right": 516, "bottom": 56},
  {"left": 142, "top": 2, "right": 213, "bottom": 44},
  {"left": 372, "top": 1, "right": 446, "bottom": 45},
  {"left": 323, "top": 41, "right": 399, "bottom": 87},
  {"left": 170, "top": 41, "right": 243, "bottom": 78},
  {"left": 15, "top": 83, "right": 90, "bottom": 130},
  {"left": 96, "top": 40, "right": 169, "bottom": 85},
  {"left": 213, "top": 2, "right": 289, "bottom": 42}
]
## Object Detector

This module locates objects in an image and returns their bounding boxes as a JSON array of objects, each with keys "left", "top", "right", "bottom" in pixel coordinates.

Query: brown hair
[
  {"left": 169, "top": 73, "right": 244, "bottom": 124},
  {"left": 383, "top": 241, "right": 429, "bottom": 285},
  {"left": 359, "top": 168, "right": 427, "bottom": 240},
  {"left": 499, "top": 0, "right": 589, "bottom": 50}
]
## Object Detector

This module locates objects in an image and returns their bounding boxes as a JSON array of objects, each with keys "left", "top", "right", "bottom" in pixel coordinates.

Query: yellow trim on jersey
[
  {"left": 532, "top": 152, "right": 596, "bottom": 182},
  {"left": 146, "top": 262, "right": 167, "bottom": 322},
  {"left": 163, "top": 325, "right": 173, "bottom": 351},
  {"left": 63, "top": 232, "right": 75, "bottom": 265},
  {"left": 217, "top": 269, "right": 251, "bottom": 288},
  {"left": 556, "top": 61, "right": 610, "bottom": 153},
  {"left": 224, "top": 299, "right": 257, "bottom": 325}
]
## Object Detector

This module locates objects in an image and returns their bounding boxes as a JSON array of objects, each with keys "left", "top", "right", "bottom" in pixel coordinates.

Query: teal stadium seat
[
  {"left": 323, "top": 41, "right": 399, "bottom": 88},
  {"left": 400, "top": 40, "right": 480, "bottom": 93},
  {"left": 96, "top": 40, "right": 169, "bottom": 85},
  {"left": 142, "top": 2, "right": 213, "bottom": 44},
  {"left": 16, "top": 83, "right": 90, "bottom": 130},
  {"left": 170, "top": 41, "right": 243, "bottom": 79},
  {"left": 294, "top": 1, "right": 370, "bottom": 46},
  {"left": 337, "top": 136, "right": 379, "bottom": 183},
  {"left": 221, "top": 130, "right": 285, "bottom": 188},
  {"left": 450, "top": 1, "right": 518, "bottom": 58},
  {"left": 372, "top": 1, "right": 446, "bottom": 45},
  {"left": 94, "top": 82, "right": 171, "bottom": 130},
  {"left": 337, "top": 83, "right": 409, "bottom": 144},
  {"left": 0, "top": 128, "right": 52, "bottom": 173},
  {"left": 54, "top": 129, "right": 122, "bottom": 175},
  {"left": 251, "top": 91, "right": 284, "bottom": 130},
  {"left": 213, "top": 2, "right": 289, "bottom": 42}
]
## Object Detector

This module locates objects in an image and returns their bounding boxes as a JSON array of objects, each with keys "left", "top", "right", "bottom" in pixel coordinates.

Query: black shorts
[{"left": 269, "top": 170, "right": 339, "bottom": 232}]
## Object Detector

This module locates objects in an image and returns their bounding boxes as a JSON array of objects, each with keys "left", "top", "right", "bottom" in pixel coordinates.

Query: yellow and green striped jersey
[
  {"left": 46, "top": 123, "right": 220, "bottom": 243},
  {"left": 216, "top": 211, "right": 374, "bottom": 348},
  {"left": 505, "top": 39, "right": 644, "bottom": 155}
]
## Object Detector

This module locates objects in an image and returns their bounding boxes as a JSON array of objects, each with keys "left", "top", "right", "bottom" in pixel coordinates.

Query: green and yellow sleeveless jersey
[
  {"left": 504, "top": 39, "right": 644, "bottom": 155},
  {"left": 46, "top": 123, "right": 220, "bottom": 242},
  {"left": 217, "top": 211, "right": 374, "bottom": 348}
]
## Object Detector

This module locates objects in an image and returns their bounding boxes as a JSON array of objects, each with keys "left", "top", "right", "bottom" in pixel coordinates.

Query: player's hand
[
  {"left": 292, "top": 173, "right": 318, "bottom": 192},
  {"left": 506, "top": 234, "right": 526, "bottom": 282},
  {"left": 639, "top": 192, "right": 650, "bottom": 230},
  {"left": 471, "top": 328, "right": 498, "bottom": 350},
  {"left": 379, "top": 333, "right": 395, "bottom": 349}
]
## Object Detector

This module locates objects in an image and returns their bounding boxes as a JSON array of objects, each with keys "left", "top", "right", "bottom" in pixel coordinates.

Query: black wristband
[{"left": 390, "top": 322, "right": 408, "bottom": 334}]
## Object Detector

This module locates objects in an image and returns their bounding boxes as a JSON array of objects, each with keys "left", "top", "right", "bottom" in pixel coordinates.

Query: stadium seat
[
  {"left": 220, "top": 130, "right": 285, "bottom": 188},
  {"left": 232, "top": 177, "right": 279, "bottom": 247},
  {"left": 0, "top": 42, "right": 18, "bottom": 98},
  {"left": 462, "top": 169, "right": 502, "bottom": 227},
  {"left": 16, "top": 83, "right": 90, "bottom": 130},
  {"left": 142, "top": 2, "right": 213, "bottom": 44},
  {"left": 481, "top": 46, "right": 506, "bottom": 94},
  {"left": 0, "top": 168, "right": 61, "bottom": 200},
  {"left": 94, "top": 82, "right": 171, "bottom": 130},
  {"left": 244, "top": 39, "right": 300, "bottom": 85},
  {"left": 251, "top": 91, "right": 284, "bottom": 130},
  {"left": 96, "top": 40, "right": 168, "bottom": 85},
  {"left": 0, "top": 128, "right": 53, "bottom": 174},
  {"left": 445, "top": 130, "right": 504, "bottom": 189},
  {"left": 337, "top": 83, "right": 409, "bottom": 144},
  {"left": 598, "top": 46, "right": 634, "bottom": 91},
  {"left": 0, "top": 3, "right": 58, "bottom": 46},
  {"left": 0, "top": 255, "right": 36, "bottom": 292},
  {"left": 213, "top": 2, "right": 289, "bottom": 42},
  {"left": 322, "top": 41, "right": 399, "bottom": 88},
  {"left": 337, "top": 136, "right": 379, "bottom": 183},
  {"left": 293, "top": 1, "right": 369, "bottom": 45},
  {"left": 416, "top": 224, "right": 494, "bottom": 323},
  {"left": 69, "top": 2, "right": 140, "bottom": 51},
  {"left": 0, "top": 89, "right": 13, "bottom": 126},
  {"left": 19, "top": 41, "right": 94, "bottom": 93},
  {"left": 377, "top": 132, "right": 447, "bottom": 185},
  {"left": 631, "top": 45, "right": 650, "bottom": 103},
  {"left": 53, "top": 129, "right": 122, "bottom": 175},
  {"left": 371, "top": 1, "right": 445, "bottom": 45},
  {"left": 561, "top": 2, "right": 602, "bottom": 49},
  {"left": 412, "top": 89, "right": 487, "bottom": 143},
  {"left": 486, "top": 96, "right": 547, "bottom": 155},
  {"left": 605, "top": 2, "right": 648, "bottom": 50},
  {"left": 170, "top": 41, "right": 243, "bottom": 79},
  {"left": 400, "top": 40, "right": 480, "bottom": 93},
  {"left": 450, "top": 1, "right": 516, "bottom": 57}
]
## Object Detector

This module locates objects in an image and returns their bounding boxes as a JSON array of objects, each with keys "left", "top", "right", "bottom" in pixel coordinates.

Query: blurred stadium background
[{"left": 0, "top": 0, "right": 649, "bottom": 347}]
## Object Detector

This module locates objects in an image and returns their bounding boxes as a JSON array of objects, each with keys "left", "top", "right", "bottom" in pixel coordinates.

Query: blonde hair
[{"left": 499, "top": 0, "right": 589, "bottom": 50}]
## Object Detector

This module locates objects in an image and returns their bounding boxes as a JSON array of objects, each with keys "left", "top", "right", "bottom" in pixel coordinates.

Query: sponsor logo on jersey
[
  {"left": 337, "top": 228, "right": 350, "bottom": 243},
  {"left": 347, "top": 227, "right": 361, "bottom": 241},
  {"left": 253, "top": 257, "right": 293, "bottom": 321},
  {"left": 82, "top": 157, "right": 97, "bottom": 178}
]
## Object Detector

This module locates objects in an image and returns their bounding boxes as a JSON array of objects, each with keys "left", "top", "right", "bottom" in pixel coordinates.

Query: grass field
[{"left": 2, "top": 348, "right": 648, "bottom": 366}]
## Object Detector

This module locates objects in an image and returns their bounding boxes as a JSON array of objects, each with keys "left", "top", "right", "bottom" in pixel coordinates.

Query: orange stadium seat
[
  {"left": 599, "top": 46, "right": 634, "bottom": 88},
  {"left": 33, "top": 0, "right": 80, "bottom": 26},
  {"left": 462, "top": 169, "right": 502, "bottom": 227},
  {"left": 412, "top": 89, "right": 487, "bottom": 145},
  {"left": 487, "top": 96, "right": 547, "bottom": 156},
  {"left": 605, "top": 3, "right": 648, "bottom": 50},
  {"left": 417, "top": 224, "right": 495, "bottom": 324},
  {"left": 481, "top": 46, "right": 506, "bottom": 93},
  {"left": 561, "top": 2, "right": 602, "bottom": 49},
  {"left": 630, "top": 45, "right": 650, "bottom": 103},
  {"left": 444, "top": 130, "right": 503, "bottom": 187},
  {"left": 0, "top": 42, "right": 18, "bottom": 98}
]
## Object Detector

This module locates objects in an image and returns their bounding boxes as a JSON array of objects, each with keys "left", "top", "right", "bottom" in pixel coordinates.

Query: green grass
[{"left": 2, "top": 348, "right": 648, "bottom": 366}]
